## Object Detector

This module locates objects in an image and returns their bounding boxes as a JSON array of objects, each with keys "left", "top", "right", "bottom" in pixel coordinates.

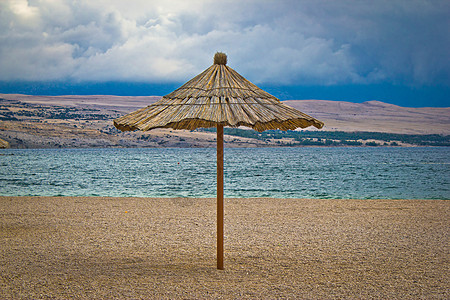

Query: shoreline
[
  {"left": 1, "top": 195, "right": 448, "bottom": 201},
  {"left": 1, "top": 196, "right": 448, "bottom": 298}
]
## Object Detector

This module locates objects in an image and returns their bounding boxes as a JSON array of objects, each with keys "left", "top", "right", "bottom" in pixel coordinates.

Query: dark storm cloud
[{"left": 0, "top": 0, "right": 448, "bottom": 86}]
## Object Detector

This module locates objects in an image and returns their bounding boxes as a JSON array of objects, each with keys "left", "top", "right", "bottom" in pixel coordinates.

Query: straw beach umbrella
[{"left": 114, "top": 52, "right": 323, "bottom": 269}]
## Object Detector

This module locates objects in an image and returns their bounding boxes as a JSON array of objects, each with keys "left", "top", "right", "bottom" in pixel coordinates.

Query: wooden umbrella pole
[{"left": 217, "top": 124, "right": 224, "bottom": 270}]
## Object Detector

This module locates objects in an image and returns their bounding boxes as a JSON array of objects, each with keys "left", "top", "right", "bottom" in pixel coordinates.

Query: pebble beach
[{"left": 0, "top": 196, "right": 448, "bottom": 299}]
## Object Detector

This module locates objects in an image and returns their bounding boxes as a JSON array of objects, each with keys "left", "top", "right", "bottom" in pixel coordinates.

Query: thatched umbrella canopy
[
  {"left": 114, "top": 52, "right": 323, "bottom": 269},
  {"left": 114, "top": 52, "right": 323, "bottom": 132}
]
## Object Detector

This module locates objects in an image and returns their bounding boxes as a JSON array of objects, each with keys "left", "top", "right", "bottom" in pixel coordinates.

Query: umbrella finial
[{"left": 214, "top": 52, "right": 227, "bottom": 65}]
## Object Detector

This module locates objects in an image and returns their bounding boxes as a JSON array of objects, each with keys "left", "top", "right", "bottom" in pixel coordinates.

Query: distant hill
[
  {"left": 2, "top": 94, "right": 448, "bottom": 134},
  {"left": 0, "top": 94, "right": 448, "bottom": 148},
  {"left": 0, "top": 94, "right": 161, "bottom": 112},
  {"left": 284, "top": 99, "right": 449, "bottom": 135}
]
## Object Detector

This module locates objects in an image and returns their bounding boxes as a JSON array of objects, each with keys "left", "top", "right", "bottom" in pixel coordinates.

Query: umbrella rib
[{"left": 169, "top": 86, "right": 266, "bottom": 94}]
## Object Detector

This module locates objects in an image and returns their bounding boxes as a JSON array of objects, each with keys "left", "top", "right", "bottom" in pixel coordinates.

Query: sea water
[{"left": 0, "top": 147, "right": 448, "bottom": 199}]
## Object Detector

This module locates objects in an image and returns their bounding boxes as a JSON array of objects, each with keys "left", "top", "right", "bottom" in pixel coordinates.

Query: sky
[{"left": 0, "top": 0, "right": 449, "bottom": 107}]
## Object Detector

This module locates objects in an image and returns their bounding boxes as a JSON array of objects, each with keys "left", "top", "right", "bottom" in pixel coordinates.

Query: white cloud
[{"left": 0, "top": 0, "right": 448, "bottom": 86}]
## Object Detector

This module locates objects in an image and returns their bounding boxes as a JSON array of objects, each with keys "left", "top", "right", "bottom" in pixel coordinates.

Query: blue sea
[{"left": 0, "top": 147, "right": 449, "bottom": 199}]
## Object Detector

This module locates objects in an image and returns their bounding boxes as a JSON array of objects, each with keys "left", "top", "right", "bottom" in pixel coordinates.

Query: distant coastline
[{"left": 0, "top": 94, "right": 448, "bottom": 149}]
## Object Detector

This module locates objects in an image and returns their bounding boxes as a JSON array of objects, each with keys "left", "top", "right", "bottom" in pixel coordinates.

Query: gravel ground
[{"left": 0, "top": 196, "right": 448, "bottom": 299}]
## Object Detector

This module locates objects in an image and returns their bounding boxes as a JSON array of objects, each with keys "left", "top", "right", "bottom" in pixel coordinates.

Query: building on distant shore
[{"left": 0, "top": 138, "right": 10, "bottom": 148}]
